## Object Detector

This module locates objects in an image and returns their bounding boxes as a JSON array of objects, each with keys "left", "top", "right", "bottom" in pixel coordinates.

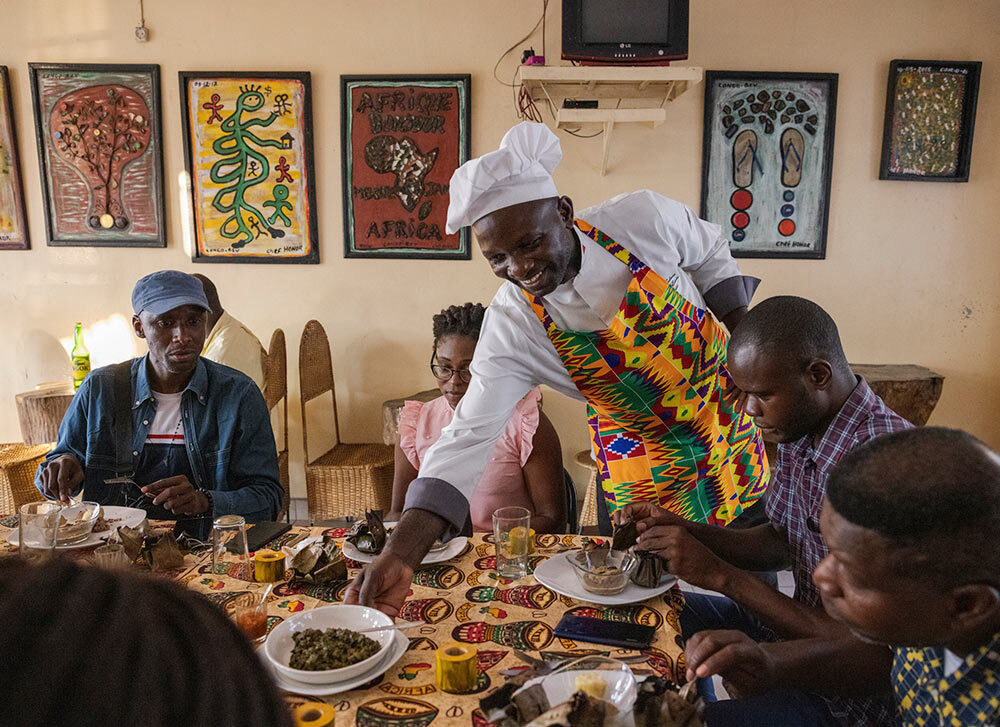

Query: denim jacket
[{"left": 35, "top": 355, "right": 281, "bottom": 522}]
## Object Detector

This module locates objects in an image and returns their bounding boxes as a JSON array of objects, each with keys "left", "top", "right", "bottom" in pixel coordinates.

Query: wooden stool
[
  {"left": 0, "top": 443, "right": 52, "bottom": 513},
  {"left": 851, "top": 364, "right": 943, "bottom": 426}
]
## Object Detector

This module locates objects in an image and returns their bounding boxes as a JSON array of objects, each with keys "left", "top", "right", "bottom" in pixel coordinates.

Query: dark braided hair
[
  {"left": 0, "top": 558, "right": 293, "bottom": 727},
  {"left": 432, "top": 302, "right": 487, "bottom": 347}
]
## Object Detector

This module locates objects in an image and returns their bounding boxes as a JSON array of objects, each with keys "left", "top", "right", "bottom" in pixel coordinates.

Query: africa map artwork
[
  {"left": 342, "top": 75, "right": 470, "bottom": 259},
  {"left": 0, "top": 66, "right": 28, "bottom": 249},
  {"left": 28, "top": 63, "right": 165, "bottom": 247},
  {"left": 879, "top": 60, "right": 981, "bottom": 183},
  {"left": 701, "top": 71, "right": 838, "bottom": 260},
  {"left": 180, "top": 72, "right": 319, "bottom": 263}
]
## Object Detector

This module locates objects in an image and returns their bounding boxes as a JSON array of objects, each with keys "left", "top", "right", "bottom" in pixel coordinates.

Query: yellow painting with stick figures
[{"left": 181, "top": 73, "right": 318, "bottom": 263}]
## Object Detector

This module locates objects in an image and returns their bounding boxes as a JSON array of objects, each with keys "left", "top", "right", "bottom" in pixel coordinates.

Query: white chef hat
[{"left": 446, "top": 121, "right": 562, "bottom": 234}]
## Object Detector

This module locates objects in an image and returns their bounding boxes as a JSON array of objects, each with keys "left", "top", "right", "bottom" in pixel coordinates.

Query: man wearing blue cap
[{"left": 36, "top": 270, "right": 282, "bottom": 534}]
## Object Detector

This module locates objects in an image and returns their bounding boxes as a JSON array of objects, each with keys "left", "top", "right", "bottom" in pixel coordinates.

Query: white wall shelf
[{"left": 518, "top": 65, "right": 704, "bottom": 175}]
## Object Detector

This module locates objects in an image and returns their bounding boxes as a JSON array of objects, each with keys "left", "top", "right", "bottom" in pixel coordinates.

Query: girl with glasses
[{"left": 388, "top": 303, "right": 567, "bottom": 533}]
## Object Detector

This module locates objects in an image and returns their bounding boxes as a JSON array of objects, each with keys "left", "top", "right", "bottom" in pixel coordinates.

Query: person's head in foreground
[
  {"left": 447, "top": 121, "right": 581, "bottom": 298},
  {"left": 131, "top": 270, "right": 211, "bottom": 385},
  {"left": 0, "top": 558, "right": 292, "bottom": 727},
  {"left": 430, "top": 302, "right": 487, "bottom": 409},
  {"left": 814, "top": 426, "right": 1000, "bottom": 654},
  {"left": 727, "top": 295, "right": 856, "bottom": 443}
]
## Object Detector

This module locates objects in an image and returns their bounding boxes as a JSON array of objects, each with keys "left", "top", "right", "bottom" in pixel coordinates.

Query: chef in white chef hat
[{"left": 348, "top": 119, "right": 764, "bottom": 620}]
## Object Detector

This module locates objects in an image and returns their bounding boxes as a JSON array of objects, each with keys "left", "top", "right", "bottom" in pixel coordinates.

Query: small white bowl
[{"left": 264, "top": 604, "right": 394, "bottom": 684}]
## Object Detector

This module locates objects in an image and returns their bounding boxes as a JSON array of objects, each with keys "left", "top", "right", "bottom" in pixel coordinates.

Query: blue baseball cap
[{"left": 132, "top": 270, "right": 211, "bottom": 316}]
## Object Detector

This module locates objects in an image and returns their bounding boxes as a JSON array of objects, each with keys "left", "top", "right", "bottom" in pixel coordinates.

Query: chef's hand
[
  {"left": 344, "top": 553, "right": 414, "bottom": 618},
  {"left": 345, "top": 507, "right": 448, "bottom": 617},
  {"left": 142, "top": 475, "right": 209, "bottom": 515},
  {"left": 637, "top": 524, "right": 733, "bottom": 591},
  {"left": 684, "top": 630, "right": 776, "bottom": 697},
  {"left": 615, "top": 501, "right": 692, "bottom": 535},
  {"left": 614, "top": 500, "right": 668, "bottom": 527},
  {"left": 39, "top": 454, "right": 84, "bottom": 503}
]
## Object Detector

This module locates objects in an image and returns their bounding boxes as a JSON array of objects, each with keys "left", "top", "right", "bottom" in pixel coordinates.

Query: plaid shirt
[
  {"left": 893, "top": 631, "right": 1000, "bottom": 726},
  {"left": 766, "top": 376, "right": 911, "bottom": 726}
]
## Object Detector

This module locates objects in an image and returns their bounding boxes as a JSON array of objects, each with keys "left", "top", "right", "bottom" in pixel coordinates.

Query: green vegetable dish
[{"left": 289, "top": 627, "right": 382, "bottom": 671}]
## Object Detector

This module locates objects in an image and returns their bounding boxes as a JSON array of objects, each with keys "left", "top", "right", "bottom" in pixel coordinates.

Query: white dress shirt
[
  {"left": 201, "top": 311, "right": 266, "bottom": 391},
  {"left": 406, "top": 190, "right": 754, "bottom": 531}
]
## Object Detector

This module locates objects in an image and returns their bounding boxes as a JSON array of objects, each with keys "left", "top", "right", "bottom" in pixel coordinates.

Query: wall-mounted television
[{"left": 562, "top": 0, "right": 689, "bottom": 65}]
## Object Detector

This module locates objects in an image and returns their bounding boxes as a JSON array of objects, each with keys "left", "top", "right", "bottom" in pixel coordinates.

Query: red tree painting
[{"left": 49, "top": 85, "right": 151, "bottom": 230}]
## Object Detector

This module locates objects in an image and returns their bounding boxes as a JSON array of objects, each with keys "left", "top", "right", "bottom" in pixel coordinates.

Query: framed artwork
[
  {"left": 701, "top": 71, "right": 838, "bottom": 260},
  {"left": 879, "top": 60, "right": 981, "bottom": 182},
  {"left": 28, "top": 63, "right": 165, "bottom": 247},
  {"left": 0, "top": 66, "right": 29, "bottom": 250},
  {"left": 179, "top": 71, "right": 319, "bottom": 264},
  {"left": 341, "top": 74, "right": 471, "bottom": 259}
]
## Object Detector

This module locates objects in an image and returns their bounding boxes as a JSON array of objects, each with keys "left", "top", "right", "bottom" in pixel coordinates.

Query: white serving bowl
[{"left": 264, "top": 604, "right": 394, "bottom": 684}]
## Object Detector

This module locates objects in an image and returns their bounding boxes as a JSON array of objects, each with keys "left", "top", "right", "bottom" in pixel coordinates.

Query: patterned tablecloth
[{"left": 0, "top": 519, "right": 687, "bottom": 726}]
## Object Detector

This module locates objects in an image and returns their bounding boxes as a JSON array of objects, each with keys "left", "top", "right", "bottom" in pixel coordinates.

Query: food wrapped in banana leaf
[
  {"left": 634, "top": 677, "right": 702, "bottom": 727},
  {"left": 290, "top": 535, "right": 348, "bottom": 583},
  {"left": 523, "top": 691, "right": 612, "bottom": 727},
  {"left": 346, "top": 510, "right": 388, "bottom": 555},
  {"left": 611, "top": 520, "right": 639, "bottom": 552},
  {"left": 630, "top": 550, "right": 667, "bottom": 588}
]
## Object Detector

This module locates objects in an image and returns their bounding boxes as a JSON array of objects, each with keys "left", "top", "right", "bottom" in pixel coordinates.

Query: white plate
[
  {"left": 264, "top": 604, "right": 395, "bottom": 684},
  {"left": 342, "top": 533, "right": 467, "bottom": 565},
  {"left": 518, "top": 666, "right": 637, "bottom": 720},
  {"left": 266, "top": 630, "right": 408, "bottom": 696},
  {"left": 533, "top": 551, "right": 676, "bottom": 605},
  {"left": 6, "top": 506, "right": 147, "bottom": 550}
]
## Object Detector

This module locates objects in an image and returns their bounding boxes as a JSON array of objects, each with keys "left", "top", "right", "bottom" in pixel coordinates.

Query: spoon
[{"left": 356, "top": 620, "right": 424, "bottom": 635}]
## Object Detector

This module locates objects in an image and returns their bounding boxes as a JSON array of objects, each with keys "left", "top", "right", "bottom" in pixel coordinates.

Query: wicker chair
[
  {"left": 575, "top": 449, "right": 600, "bottom": 530},
  {"left": 298, "top": 320, "right": 394, "bottom": 522},
  {"left": 0, "top": 443, "right": 52, "bottom": 514},
  {"left": 263, "top": 329, "right": 291, "bottom": 522}
]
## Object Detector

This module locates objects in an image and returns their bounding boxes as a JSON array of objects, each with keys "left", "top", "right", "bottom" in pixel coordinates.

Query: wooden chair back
[
  {"left": 298, "top": 320, "right": 341, "bottom": 465},
  {"left": 263, "top": 329, "right": 290, "bottom": 521}
]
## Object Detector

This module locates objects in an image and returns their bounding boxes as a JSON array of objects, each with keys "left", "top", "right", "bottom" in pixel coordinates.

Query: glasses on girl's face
[{"left": 430, "top": 363, "right": 472, "bottom": 383}]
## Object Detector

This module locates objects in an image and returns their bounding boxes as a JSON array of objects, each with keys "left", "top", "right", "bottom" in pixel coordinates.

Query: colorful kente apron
[{"left": 524, "top": 221, "right": 769, "bottom": 526}]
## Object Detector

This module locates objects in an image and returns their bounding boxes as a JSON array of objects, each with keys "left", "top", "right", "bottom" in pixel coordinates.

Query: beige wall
[{"left": 1, "top": 0, "right": 998, "bottom": 501}]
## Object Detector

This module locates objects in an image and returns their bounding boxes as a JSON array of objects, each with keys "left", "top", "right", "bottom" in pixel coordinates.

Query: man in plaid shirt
[{"left": 620, "top": 296, "right": 910, "bottom": 726}]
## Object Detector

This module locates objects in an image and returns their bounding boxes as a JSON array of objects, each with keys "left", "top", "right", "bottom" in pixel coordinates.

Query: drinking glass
[
  {"left": 211, "top": 515, "right": 251, "bottom": 580},
  {"left": 493, "top": 506, "right": 531, "bottom": 580},
  {"left": 93, "top": 543, "right": 130, "bottom": 569},
  {"left": 232, "top": 592, "right": 269, "bottom": 644},
  {"left": 18, "top": 502, "right": 60, "bottom": 562}
]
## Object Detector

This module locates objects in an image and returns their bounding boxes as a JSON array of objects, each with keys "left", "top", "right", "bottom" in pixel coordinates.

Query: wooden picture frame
[
  {"left": 701, "top": 71, "right": 837, "bottom": 260},
  {"left": 179, "top": 71, "right": 319, "bottom": 264},
  {"left": 0, "top": 66, "right": 29, "bottom": 250},
  {"left": 29, "top": 63, "right": 165, "bottom": 247},
  {"left": 879, "top": 60, "right": 981, "bottom": 182},
  {"left": 341, "top": 74, "right": 471, "bottom": 260}
]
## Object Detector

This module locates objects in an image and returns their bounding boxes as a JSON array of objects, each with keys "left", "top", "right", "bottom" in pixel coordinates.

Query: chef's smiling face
[{"left": 473, "top": 196, "right": 582, "bottom": 298}]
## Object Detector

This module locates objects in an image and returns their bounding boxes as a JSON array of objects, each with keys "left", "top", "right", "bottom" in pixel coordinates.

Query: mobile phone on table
[
  {"left": 229, "top": 521, "right": 292, "bottom": 553},
  {"left": 553, "top": 613, "right": 655, "bottom": 650}
]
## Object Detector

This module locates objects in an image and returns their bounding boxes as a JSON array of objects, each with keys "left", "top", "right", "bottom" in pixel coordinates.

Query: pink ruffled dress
[{"left": 398, "top": 388, "right": 542, "bottom": 532}]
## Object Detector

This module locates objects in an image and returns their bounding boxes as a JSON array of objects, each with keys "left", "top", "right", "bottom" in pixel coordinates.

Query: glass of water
[
  {"left": 493, "top": 506, "right": 531, "bottom": 580},
  {"left": 212, "top": 515, "right": 251, "bottom": 580},
  {"left": 18, "top": 502, "right": 60, "bottom": 562}
]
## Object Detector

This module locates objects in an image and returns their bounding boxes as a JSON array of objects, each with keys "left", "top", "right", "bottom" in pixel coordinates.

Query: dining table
[{"left": 0, "top": 516, "right": 688, "bottom": 726}]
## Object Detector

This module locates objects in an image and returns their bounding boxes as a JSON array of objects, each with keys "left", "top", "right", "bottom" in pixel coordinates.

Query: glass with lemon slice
[{"left": 493, "top": 506, "right": 532, "bottom": 580}]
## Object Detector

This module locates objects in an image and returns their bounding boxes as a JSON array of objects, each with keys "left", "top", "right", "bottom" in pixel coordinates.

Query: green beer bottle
[{"left": 71, "top": 322, "right": 90, "bottom": 391}]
